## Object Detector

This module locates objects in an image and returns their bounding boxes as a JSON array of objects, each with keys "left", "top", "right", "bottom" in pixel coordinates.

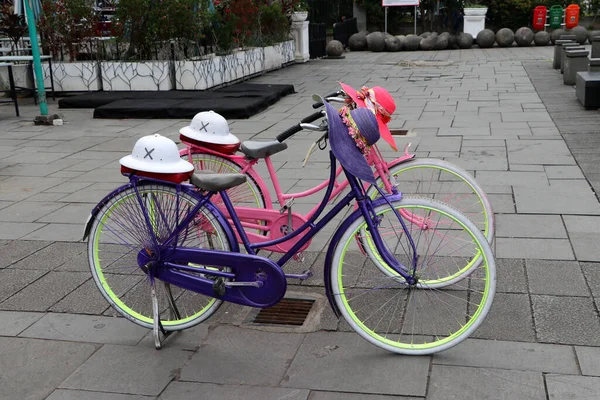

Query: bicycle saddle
[
  {"left": 190, "top": 170, "right": 247, "bottom": 192},
  {"left": 240, "top": 140, "right": 288, "bottom": 159}
]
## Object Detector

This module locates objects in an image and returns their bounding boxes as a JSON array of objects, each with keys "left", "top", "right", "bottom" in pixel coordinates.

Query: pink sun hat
[{"left": 339, "top": 82, "right": 397, "bottom": 151}]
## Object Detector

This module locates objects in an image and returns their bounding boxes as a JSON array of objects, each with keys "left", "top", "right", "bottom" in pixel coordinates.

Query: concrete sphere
[
  {"left": 571, "top": 26, "right": 588, "bottom": 45},
  {"left": 348, "top": 32, "right": 367, "bottom": 51},
  {"left": 385, "top": 36, "right": 402, "bottom": 52},
  {"left": 457, "top": 32, "right": 474, "bottom": 49},
  {"left": 420, "top": 37, "right": 435, "bottom": 50},
  {"left": 448, "top": 34, "right": 458, "bottom": 49},
  {"left": 515, "top": 27, "right": 534, "bottom": 46},
  {"left": 477, "top": 29, "right": 496, "bottom": 48},
  {"left": 359, "top": 29, "right": 369, "bottom": 36},
  {"left": 534, "top": 31, "right": 551, "bottom": 46},
  {"left": 326, "top": 40, "right": 344, "bottom": 57},
  {"left": 435, "top": 36, "right": 449, "bottom": 50},
  {"left": 366, "top": 32, "right": 386, "bottom": 52},
  {"left": 421, "top": 31, "right": 432, "bottom": 38},
  {"left": 589, "top": 30, "right": 600, "bottom": 43},
  {"left": 496, "top": 28, "right": 515, "bottom": 47},
  {"left": 404, "top": 35, "right": 422, "bottom": 51},
  {"left": 395, "top": 35, "right": 406, "bottom": 50},
  {"left": 550, "top": 28, "right": 565, "bottom": 44}
]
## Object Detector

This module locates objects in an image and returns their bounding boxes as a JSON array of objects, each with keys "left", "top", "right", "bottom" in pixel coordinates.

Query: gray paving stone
[
  {"left": 0, "top": 221, "right": 45, "bottom": 239},
  {"left": 476, "top": 171, "right": 549, "bottom": 187},
  {"left": 61, "top": 344, "right": 189, "bottom": 396},
  {"left": 415, "top": 137, "right": 462, "bottom": 152},
  {"left": 137, "top": 323, "right": 210, "bottom": 351},
  {"left": 37, "top": 203, "right": 96, "bottom": 224},
  {"left": 10, "top": 241, "right": 86, "bottom": 270},
  {"left": 181, "top": 325, "right": 304, "bottom": 386},
  {"left": 564, "top": 216, "right": 600, "bottom": 262},
  {"left": 22, "top": 223, "right": 85, "bottom": 241},
  {"left": 49, "top": 279, "right": 113, "bottom": 315},
  {"left": 307, "top": 392, "right": 419, "bottom": 400},
  {"left": 0, "top": 311, "right": 44, "bottom": 336},
  {"left": 510, "top": 164, "right": 545, "bottom": 172},
  {"left": 282, "top": 332, "right": 429, "bottom": 397},
  {"left": 0, "top": 337, "right": 96, "bottom": 400},
  {"left": 0, "top": 176, "right": 66, "bottom": 201},
  {"left": 514, "top": 186, "right": 600, "bottom": 215},
  {"left": 434, "top": 338, "right": 578, "bottom": 374},
  {"left": 0, "top": 201, "right": 65, "bottom": 222},
  {"left": 20, "top": 313, "right": 148, "bottom": 345},
  {"left": 59, "top": 188, "right": 125, "bottom": 204},
  {"left": 158, "top": 382, "right": 309, "bottom": 400},
  {"left": 546, "top": 374, "right": 600, "bottom": 400},
  {"left": 496, "top": 238, "right": 574, "bottom": 260},
  {"left": 47, "top": 389, "right": 154, "bottom": 400},
  {"left": 497, "top": 214, "right": 566, "bottom": 238},
  {"left": 532, "top": 295, "right": 600, "bottom": 345},
  {"left": 0, "top": 268, "right": 46, "bottom": 303},
  {"left": 474, "top": 293, "right": 535, "bottom": 341},
  {"left": 487, "top": 194, "right": 516, "bottom": 213},
  {"left": 0, "top": 239, "right": 51, "bottom": 268},
  {"left": 507, "top": 139, "right": 575, "bottom": 165},
  {"left": 0, "top": 271, "right": 89, "bottom": 311},
  {"left": 575, "top": 346, "right": 600, "bottom": 376},
  {"left": 580, "top": 262, "right": 600, "bottom": 300},
  {"left": 544, "top": 166, "right": 586, "bottom": 180},
  {"left": 526, "top": 260, "right": 589, "bottom": 296},
  {"left": 428, "top": 365, "right": 545, "bottom": 400},
  {"left": 495, "top": 258, "right": 528, "bottom": 293}
]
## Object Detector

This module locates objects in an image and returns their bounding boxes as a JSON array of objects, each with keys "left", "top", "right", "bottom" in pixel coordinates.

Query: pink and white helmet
[{"left": 179, "top": 111, "right": 239, "bottom": 145}]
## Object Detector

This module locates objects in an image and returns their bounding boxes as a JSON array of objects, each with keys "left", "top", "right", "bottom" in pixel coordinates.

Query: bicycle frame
[{"left": 129, "top": 151, "right": 418, "bottom": 311}]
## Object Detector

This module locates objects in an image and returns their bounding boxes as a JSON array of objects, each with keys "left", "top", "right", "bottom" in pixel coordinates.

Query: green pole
[{"left": 23, "top": 0, "right": 48, "bottom": 116}]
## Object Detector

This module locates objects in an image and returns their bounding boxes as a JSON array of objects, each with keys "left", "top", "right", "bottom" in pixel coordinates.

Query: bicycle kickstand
[{"left": 150, "top": 283, "right": 174, "bottom": 350}]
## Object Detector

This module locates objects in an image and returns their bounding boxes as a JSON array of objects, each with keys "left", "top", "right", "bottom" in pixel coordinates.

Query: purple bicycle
[{"left": 85, "top": 100, "right": 496, "bottom": 355}]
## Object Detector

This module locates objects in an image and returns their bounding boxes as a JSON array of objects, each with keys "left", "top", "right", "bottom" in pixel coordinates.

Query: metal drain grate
[
  {"left": 253, "top": 298, "right": 315, "bottom": 326},
  {"left": 391, "top": 129, "right": 409, "bottom": 136}
]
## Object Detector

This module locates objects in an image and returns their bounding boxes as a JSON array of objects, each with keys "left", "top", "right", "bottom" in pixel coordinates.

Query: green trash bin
[{"left": 549, "top": 5, "right": 563, "bottom": 29}]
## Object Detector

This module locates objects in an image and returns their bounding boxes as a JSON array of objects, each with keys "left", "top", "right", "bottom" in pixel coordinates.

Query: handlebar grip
[
  {"left": 311, "top": 90, "right": 342, "bottom": 109},
  {"left": 276, "top": 124, "right": 302, "bottom": 143},
  {"left": 301, "top": 111, "right": 324, "bottom": 124}
]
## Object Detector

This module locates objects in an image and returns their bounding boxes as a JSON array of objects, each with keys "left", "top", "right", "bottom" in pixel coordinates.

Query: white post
[
  {"left": 292, "top": 20, "right": 310, "bottom": 63},
  {"left": 414, "top": 6, "right": 417, "bottom": 35},
  {"left": 385, "top": 7, "right": 388, "bottom": 33}
]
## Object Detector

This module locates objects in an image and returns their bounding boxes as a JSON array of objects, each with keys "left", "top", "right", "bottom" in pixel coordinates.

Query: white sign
[{"left": 382, "top": 0, "right": 419, "bottom": 6}]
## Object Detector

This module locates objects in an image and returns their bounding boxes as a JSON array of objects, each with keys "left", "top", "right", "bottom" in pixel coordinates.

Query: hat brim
[
  {"left": 179, "top": 126, "right": 240, "bottom": 145},
  {"left": 339, "top": 82, "right": 397, "bottom": 151},
  {"left": 318, "top": 95, "right": 375, "bottom": 184},
  {"left": 120, "top": 155, "right": 194, "bottom": 174}
]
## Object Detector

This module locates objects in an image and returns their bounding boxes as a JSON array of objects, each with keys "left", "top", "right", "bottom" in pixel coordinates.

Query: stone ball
[
  {"left": 550, "top": 28, "right": 564, "bottom": 44},
  {"left": 420, "top": 37, "right": 436, "bottom": 51},
  {"left": 589, "top": 30, "right": 600, "bottom": 43},
  {"left": 447, "top": 34, "right": 458, "bottom": 49},
  {"left": 515, "top": 27, "right": 534, "bottom": 46},
  {"left": 385, "top": 36, "right": 402, "bottom": 52},
  {"left": 534, "top": 31, "right": 551, "bottom": 46},
  {"left": 571, "top": 26, "right": 588, "bottom": 44},
  {"left": 477, "top": 29, "right": 496, "bottom": 48},
  {"left": 435, "top": 36, "right": 449, "bottom": 50},
  {"left": 457, "top": 32, "right": 474, "bottom": 49},
  {"left": 384, "top": 32, "right": 394, "bottom": 40},
  {"left": 366, "top": 32, "right": 386, "bottom": 52},
  {"left": 348, "top": 32, "right": 367, "bottom": 51},
  {"left": 404, "top": 35, "right": 422, "bottom": 51},
  {"left": 326, "top": 40, "right": 344, "bottom": 57},
  {"left": 496, "top": 28, "right": 514, "bottom": 47},
  {"left": 421, "top": 32, "right": 432, "bottom": 38},
  {"left": 359, "top": 29, "right": 370, "bottom": 36},
  {"left": 395, "top": 35, "right": 406, "bottom": 50}
]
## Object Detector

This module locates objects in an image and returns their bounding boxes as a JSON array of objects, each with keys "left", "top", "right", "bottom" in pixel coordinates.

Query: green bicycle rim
[
  {"left": 92, "top": 191, "right": 219, "bottom": 327},
  {"left": 338, "top": 204, "right": 492, "bottom": 351}
]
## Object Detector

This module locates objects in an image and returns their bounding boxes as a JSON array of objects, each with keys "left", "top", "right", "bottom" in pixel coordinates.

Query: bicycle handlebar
[
  {"left": 301, "top": 111, "right": 325, "bottom": 124},
  {"left": 312, "top": 90, "right": 343, "bottom": 109},
  {"left": 276, "top": 124, "right": 303, "bottom": 143}
]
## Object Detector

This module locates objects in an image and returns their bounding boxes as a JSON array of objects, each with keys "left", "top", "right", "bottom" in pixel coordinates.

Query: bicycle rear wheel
[
  {"left": 330, "top": 197, "right": 496, "bottom": 355},
  {"left": 87, "top": 183, "right": 233, "bottom": 331}
]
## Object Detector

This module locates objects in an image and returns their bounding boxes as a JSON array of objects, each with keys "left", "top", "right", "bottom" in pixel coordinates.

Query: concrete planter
[
  {"left": 42, "top": 61, "right": 100, "bottom": 92},
  {"left": 101, "top": 61, "right": 172, "bottom": 91},
  {"left": 464, "top": 7, "right": 488, "bottom": 38},
  {"left": 0, "top": 64, "right": 29, "bottom": 91}
]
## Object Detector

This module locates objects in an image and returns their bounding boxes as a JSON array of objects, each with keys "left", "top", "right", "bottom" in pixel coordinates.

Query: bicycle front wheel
[
  {"left": 330, "top": 197, "right": 496, "bottom": 355},
  {"left": 370, "top": 158, "right": 494, "bottom": 244},
  {"left": 88, "top": 183, "right": 233, "bottom": 331}
]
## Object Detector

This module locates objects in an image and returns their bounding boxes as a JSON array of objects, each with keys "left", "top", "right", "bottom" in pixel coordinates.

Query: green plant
[
  {"left": 0, "top": 1, "right": 28, "bottom": 53},
  {"left": 259, "top": 1, "right": 291, "bottom": 45},
  {"left": 294, "top": 1, "right": 309, "bottom": 11}
]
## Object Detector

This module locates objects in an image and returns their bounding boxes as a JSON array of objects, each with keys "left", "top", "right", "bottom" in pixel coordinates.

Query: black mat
[{"left": 58, "top": 83, "right": 295, "bottom": 119}]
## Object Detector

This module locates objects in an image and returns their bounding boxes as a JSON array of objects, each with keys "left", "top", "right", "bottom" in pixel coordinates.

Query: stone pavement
[{"left": 2, "top": 45, "right": 600, "bottom": 399}]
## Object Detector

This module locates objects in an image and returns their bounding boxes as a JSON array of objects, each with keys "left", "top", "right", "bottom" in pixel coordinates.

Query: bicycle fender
[{"left": 323, "top": 194, "right": 403, "bottom": 317}]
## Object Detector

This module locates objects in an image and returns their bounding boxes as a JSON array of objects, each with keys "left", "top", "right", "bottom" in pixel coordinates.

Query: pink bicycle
[{"left": 177, "top": 94, "right": 494, "bottom": 255}]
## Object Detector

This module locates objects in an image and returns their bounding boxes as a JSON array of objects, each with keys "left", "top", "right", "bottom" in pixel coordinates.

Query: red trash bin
[
  {"left": 532, "top": 6, "right": 547, "bottom": 31},
  {"left": 565, "top": 4, "right": 580, "bottom": 29}
]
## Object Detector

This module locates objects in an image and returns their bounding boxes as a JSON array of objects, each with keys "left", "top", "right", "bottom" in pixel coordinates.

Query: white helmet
[
  {"left": 179, "top": 111, "right": 239, "bottom": 145},
  {"left": 120, "top": 134, "right": 194, "bottom": 174}
]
